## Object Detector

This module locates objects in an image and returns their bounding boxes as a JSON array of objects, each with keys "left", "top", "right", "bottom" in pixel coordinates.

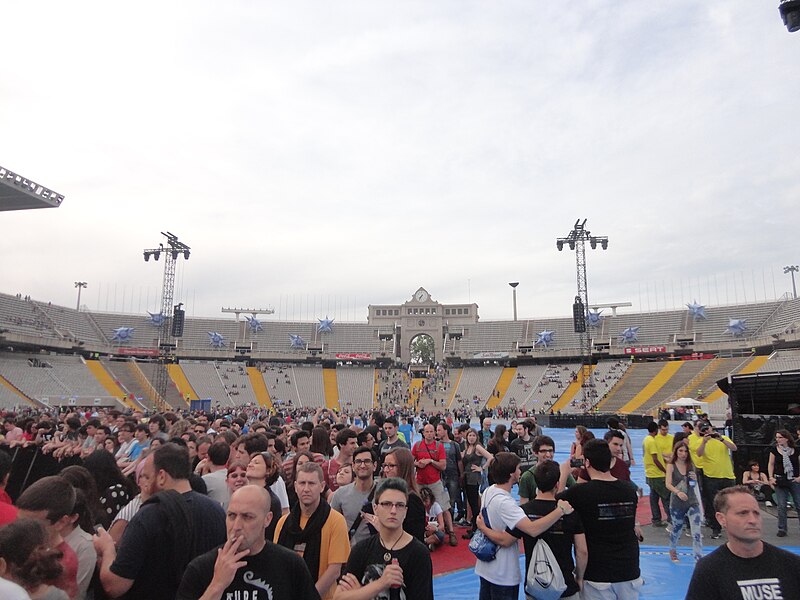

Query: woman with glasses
[
  {"left": 461, "top": 428, "right": 494, "bottom": 539},
  {"left": 768, "top": 429, "right": 800, "bottom": 537},
  {"left": 381, "top": 448, "right": 426, "bottom": 542}
]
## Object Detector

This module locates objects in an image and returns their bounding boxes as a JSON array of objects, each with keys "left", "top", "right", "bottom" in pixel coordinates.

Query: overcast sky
[{"left": 1, "top": 1, "right": 798, "bottom": 323}]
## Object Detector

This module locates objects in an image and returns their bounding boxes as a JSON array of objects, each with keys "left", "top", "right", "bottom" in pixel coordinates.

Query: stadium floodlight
[
  {"left": 74, "top": 281, "right": 87, "bottom": 311},
  {"left": 785, "top": 265, "right": 799, "bottom": 299}
]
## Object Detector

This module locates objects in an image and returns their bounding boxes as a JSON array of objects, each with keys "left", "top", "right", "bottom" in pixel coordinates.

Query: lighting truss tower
[
  {"left": 556, "top": 219, "right": 608, "bottom": 408},
  {"left": 143, "top": 232, "right": 191, "bottom": 407}
]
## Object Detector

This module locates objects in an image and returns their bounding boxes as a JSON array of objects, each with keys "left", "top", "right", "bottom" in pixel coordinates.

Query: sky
[{"left": 1, "top": 1, "right": 798, "bottom": 323}]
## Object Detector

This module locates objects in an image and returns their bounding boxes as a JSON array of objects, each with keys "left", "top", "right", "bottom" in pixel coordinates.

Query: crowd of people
[{"left": 0, "top": 404, "right": 799, "bottom": 599}]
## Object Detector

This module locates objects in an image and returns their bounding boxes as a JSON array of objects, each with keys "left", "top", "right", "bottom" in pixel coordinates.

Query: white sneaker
[{"left": 766, "top": 501, "right": 774, "bottom": 507}]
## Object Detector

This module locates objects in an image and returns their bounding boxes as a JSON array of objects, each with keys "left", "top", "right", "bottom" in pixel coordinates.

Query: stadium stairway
[
  {"left": 85, "top": 360, "right": 136, "bottom": 410},
  {"left": 167, "top": 364, "right": 199, "bottom": 402},
  {"left": 487, "top": 367, "right": 516, "bottom": 410},
  {"left": 700, "top": 355, "right": 769, "bottom": 406},
  {"left": 550, "top": 365, "right": 596, "bottom": 413},
  {"left": 373, "top": 370, "right": 380, "bottom": 409},
  {"left": 409, "top": 378, "right": 424, "bottom": 408},
  {"left": 322, "top": 368, "right": 340, "bottom": 410},
  {"left": 247, "top": 367, "right": 272, "bottom": 408},
  {"left": 619, "top": 361, "right": 684, "bottom": 414}
]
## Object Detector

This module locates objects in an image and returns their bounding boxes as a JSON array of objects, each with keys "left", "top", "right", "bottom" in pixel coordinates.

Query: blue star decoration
[
  {"left": 619, "top": 327, "right": 640, "bottom": 344},
  {"left": 111, "top": 327, "right": 134, "bottom": 343},
  {"left": 726, "top": 319, "right": 747, "bottom": 337},
  {"left": 686, "top": 301, "right": 707, "bottom": 320},
  {"left": 587, "top": 310, "right": 603, "bottom": 328},
  {"left": 317, "top": 317, "right": 334, "bottom": 334},
  {"left": 147, "top": 312, "right": 166, "bottom": 327},
  {"left": 289, "top": 334, "right": 306, "bottom": 349},
  {"left": 534, "top": 330, "right": 555, "bottom": 347},
  {"left": 208, "top": 332, "right": 226, "bottom": 348},
  {"left": 245, "top": 316, "right": 263, "bottom": 333}
]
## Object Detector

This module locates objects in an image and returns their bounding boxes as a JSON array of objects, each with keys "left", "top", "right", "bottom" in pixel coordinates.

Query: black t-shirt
[
  {"left": 110, "top": 490, "right": 227, "bottom": 600},
  {"left": 559, "top": 479, "right": 639, "bottom": 583},
  {"left": 343, "top": 535, "right": 434, "bottom": 600},
  {"left": 515, "top": 499, "right": 584, "bottom": 598},
  {"left": 510, "top": 436, "right": 536, "bottom": 471},
  {"left": 686, "top": 542, "right": 800, "bottom": 600},
  {"left": 176, "top": 541, "right": 321, "bottom": 600}
]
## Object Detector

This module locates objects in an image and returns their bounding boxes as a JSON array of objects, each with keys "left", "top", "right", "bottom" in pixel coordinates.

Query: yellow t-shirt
[
  {"left": 274, "top": 508, "right": 351, "bottom": 600},
  {"left": 643, "top": 435, "right": 665, "bottom": 479},
  {"left": 654, "top": 433, "right": 674, "bottom": 462},
  {"left": 687, "top": 432, "right": 705, "bottom": 470},
  {"left": 700, "top": 436, "right": 735, "bottom": 479}
]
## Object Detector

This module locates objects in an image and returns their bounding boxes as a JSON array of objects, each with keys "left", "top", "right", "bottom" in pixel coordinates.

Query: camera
[
  {"left": 780, "top": 0, "right": 800, "bottom": 32},
  {"left": 570, "top": 458, "right": 585, "bottom": 468}
]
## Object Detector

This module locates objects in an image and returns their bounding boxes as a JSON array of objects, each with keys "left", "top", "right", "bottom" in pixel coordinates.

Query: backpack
[{"left": 525, "top": 537, "right": 567, "bottom": 600}]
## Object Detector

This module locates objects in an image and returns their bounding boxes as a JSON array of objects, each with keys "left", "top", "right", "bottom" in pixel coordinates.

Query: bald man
[{"left": 177, "top": 485, "right": 320, "bottom": 600}]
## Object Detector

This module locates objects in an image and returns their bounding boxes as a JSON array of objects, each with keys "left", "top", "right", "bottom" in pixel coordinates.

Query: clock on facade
[{"left": 415, "top": 290, "right": 429, "bottom": 302}]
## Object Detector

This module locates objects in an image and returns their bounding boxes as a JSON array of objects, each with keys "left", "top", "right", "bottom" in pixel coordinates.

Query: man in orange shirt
[{"left": 275, "top": 462, "right": 350, "bottom": 600}]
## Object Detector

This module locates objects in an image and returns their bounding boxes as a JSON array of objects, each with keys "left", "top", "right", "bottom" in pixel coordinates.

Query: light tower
[
  {"left": 556, "top": 219, "right": 608, "bottom": 408},
  {"left": 784, "top": 265, "right": 798, "bottom": 299},
  {"left": 74, "top": 281, "right": 87, "bottom": 311},
  {"left": 143, "top": 232, "right": 190, "bottom": 407},
  {"left": 509, "top": 282, "right": 519, "bottom": 322}
]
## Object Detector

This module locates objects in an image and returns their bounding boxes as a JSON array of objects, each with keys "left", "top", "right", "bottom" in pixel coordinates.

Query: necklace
[{"left": 380, "top": 532, "right": 404, "bottom": 563}]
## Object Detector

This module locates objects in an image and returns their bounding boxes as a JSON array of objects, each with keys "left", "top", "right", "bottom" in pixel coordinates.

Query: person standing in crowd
[
  {"left": 521, "top": 435, "right": 576, "bottom": 504},
  {"left": 202, "top": 440, "right": 232, "bottom": 508},
  {"left": 324, "top": 429, "right": 359, "bottom": 494},
  {"left": 606, "top": 418, "right": 635, "bottom": 466},
  {"left": 378, "top": 416, "right": 408, "bottom": 466},
  {"left": 331, "top": 446, "right": 378, "bottom": 545},
  {"left": 275, "top": 462, "right": 350, "bottom": 600},
  {"left": 16, "top": 476, "right": 80, "bottom": 599},
  {"left": 477, "top": 459, "right": 586, "bottom": 600},
  {"left": 436, "top": 421, "right": 465, "bottom": 534},
  {"left": 643, "top": 421, "right": 670, "bottom": 527},
  {"left": 0, "top": 518, "right": 68, "bottom": 600},
  {"left": 686, "top": 486, "right": 800, "bottom": 599},
  {"left": 93, "top": 444, "right": 227, "bottom": 600},
  {"left": 767, "top": 429, "right": 800, "bottom": 537},
  {"left": 480, "top": 418, "right": 493, "bottom": 447},
  {"left": 381, "top": 448, "right": 426, "bottom": 541},
  {"left": 412, "top": 423, "right": 457, "bottom": 546},
  {"left": 461, "top": 428, "right": 494, "bottom": 539},
  {"left": 474, "top": 452, "right": 574, "bottom": 600},
  {"left": 697, "top": 422, "right": 737, "bottom": 539},
  {"left": 576, "top": 429, "right": 631, "bottom": 483},
  {"left": 510, "top": 419, "right": 536, "bottom": 475},
  {"left": 665, "top": 440, "right": 703, "bottom": 562},
  {"left": 559, "top": 439, "right": 642, "bottom": 600},
  {"left": 335, "top": 478, "right": 434, "bottom": 600},
  {"left": 178, "top": 485, "right": 321, "bottom": 600}
]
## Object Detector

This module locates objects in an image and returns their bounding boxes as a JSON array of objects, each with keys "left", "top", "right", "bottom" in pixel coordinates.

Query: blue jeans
[
  {"left": 478, "top": 577, "right": 518, "bottom": 600},
  {"left": 774, "top": 481, "right": 800, "bottom": 533},
  {"left": 669, "top": 503, "right": 703, "bottom": 560}
]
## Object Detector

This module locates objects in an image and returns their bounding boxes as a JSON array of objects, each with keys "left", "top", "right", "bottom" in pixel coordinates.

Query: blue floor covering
[{"left": 432, "top": 545, "right": 800, "bottom": 599}]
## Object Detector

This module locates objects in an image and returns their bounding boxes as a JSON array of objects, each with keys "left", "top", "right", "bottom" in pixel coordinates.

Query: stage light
[
  {"left": 172, "top": 250, "right": 179, "bottom": 260},
  {"left": 144, "top": 252, "right": 150, "bottom": 262},
  {"left": 601, "top": 240, "right": 608, "bottom": 250},
  {"left": 590, "top": 238, "right": 597, "bottom": 249},
  {"left": 556, "top": 241, "right": 563, "bottom": 251},
  {"left": 569, "top": 241, "right": 575, "bottom": 250},
  {"left": 184, "top": 250, "right": 190, "bottom": 259},
  {"left": 154, "top": 251, "right": 160, "bottom": 261}
]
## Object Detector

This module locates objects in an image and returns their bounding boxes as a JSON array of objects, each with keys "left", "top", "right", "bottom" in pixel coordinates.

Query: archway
[{"left": 409, "top": 333, "right": 436, "bottom": 364}]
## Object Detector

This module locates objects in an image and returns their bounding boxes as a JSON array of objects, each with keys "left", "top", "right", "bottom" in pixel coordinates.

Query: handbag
[
  {"left": 525, "top": 538, "right": 567, "bottom": 600},
  {"left": 774, "top": 474, "right": 792, "bottom": 489},
  {"left": 468, "top": 497, "right": 499, "bottom": 562}
]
